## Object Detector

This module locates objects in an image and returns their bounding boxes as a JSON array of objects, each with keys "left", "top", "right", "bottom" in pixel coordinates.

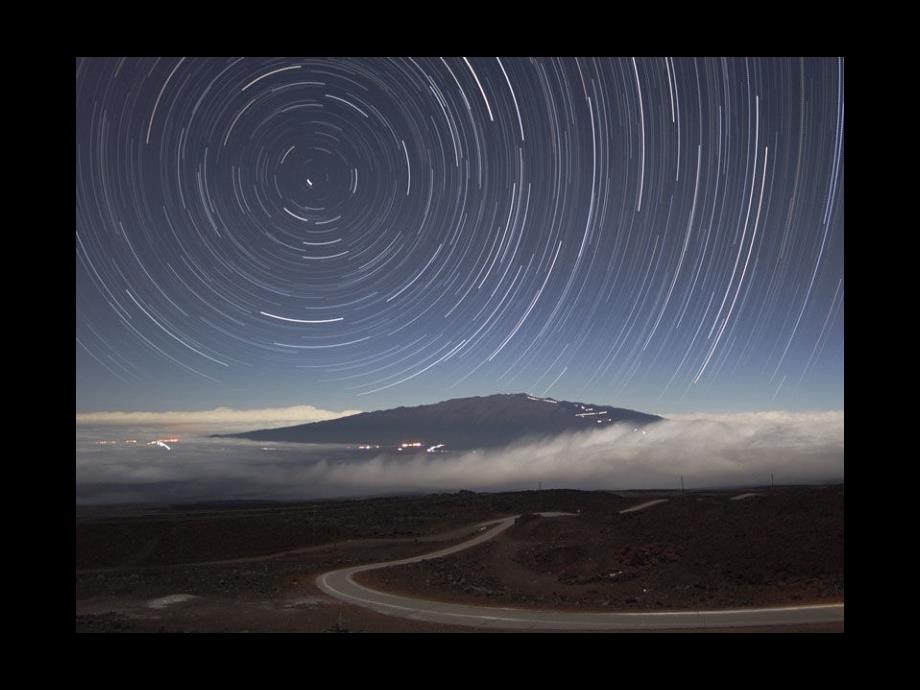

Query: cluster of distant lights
[
  {"left": 352, "top": 396, "right": 650, "bottom": 451},
  {"left": 94, "top": 437, "right": 179, "bottom": 450},
  {"left": 92, "top": 393, "right": 646, "bottom": 460},
  {"left": 355, "top": 441, "right": 446, "bottom": 453},
  {"left": 91, "top": 397, "right": 641, "bottom": 455},
  {"left": 528, "top": 394, "right": 615, "bottom": 424}
]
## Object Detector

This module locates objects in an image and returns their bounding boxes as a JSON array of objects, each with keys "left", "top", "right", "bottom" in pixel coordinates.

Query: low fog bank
[
  {"left": 75, "top": 404, "right": 362, "bottom": 429},
  {"left": 75, "top": 410, "right": 843, "bottom": 505}
]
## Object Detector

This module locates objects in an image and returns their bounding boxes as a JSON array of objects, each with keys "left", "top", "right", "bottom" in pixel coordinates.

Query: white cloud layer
[
  {"left": 75, "top": 410, "right": 843, "bottom": 504},
  {"left": 75, "top": 404, "right": 362, "bottom": 428},
  {"left": 324, "top": 409, "right": 844, "bottom": 490}
]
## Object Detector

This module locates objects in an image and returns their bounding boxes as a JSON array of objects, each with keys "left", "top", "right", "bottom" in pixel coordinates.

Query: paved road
[
  {"left": 315, "top": 513, "right": 844, "bottom": 631},
  {"left": 619, "top": 499, "right": 669, "bottom": 514},
  {"left": 730, "top": 493, "right": 760, "bottom": 501}
]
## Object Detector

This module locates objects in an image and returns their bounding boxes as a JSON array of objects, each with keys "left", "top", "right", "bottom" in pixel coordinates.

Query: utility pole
[
  {"left": 771, "top": 473, "right": 775, "bottom": 490},
  {"left": 680, "top": 475, "right": 685, "bottom": 495}
]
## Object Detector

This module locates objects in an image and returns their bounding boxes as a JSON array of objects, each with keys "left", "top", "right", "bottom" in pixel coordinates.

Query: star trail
[{"left": 75, "top": 57, "right": 844, "bottom": 414}]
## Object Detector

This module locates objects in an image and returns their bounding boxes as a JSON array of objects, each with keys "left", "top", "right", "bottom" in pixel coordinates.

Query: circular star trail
[{"left": 76, "top": 57, "right": 844, "bottom": 412}]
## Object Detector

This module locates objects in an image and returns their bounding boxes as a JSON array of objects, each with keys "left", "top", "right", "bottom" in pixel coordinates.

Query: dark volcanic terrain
[
  {"left": 358, "top": 486, "right": 844, "bottom": 612},
  {"left": 76, "top": 486, "right": 843, "bottom": 633},
  {"left": 219, "top": 393, "right": 662, "bottom": 449}
]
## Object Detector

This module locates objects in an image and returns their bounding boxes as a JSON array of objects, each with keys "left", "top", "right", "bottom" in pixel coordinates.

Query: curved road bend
[{"left": 316, "top": 513, "right": 844, "bottom": 631}]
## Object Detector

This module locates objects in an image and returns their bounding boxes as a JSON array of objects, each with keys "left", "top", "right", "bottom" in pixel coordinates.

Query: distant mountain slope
[{"left": 218, "top": 393, "right": 663, "bottom": 450}]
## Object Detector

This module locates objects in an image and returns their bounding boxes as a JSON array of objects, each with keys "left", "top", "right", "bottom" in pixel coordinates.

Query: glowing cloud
[
  {"left": 76, "top": 410, "right": 842, "bottom": 505},
  {"left": 75, "top": 404, "right": 362, "bottom": 428}
]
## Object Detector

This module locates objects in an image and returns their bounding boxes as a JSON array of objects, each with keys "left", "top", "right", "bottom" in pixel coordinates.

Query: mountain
[{"left": 218, "top": 393, "right": 663, "bottom": 450}]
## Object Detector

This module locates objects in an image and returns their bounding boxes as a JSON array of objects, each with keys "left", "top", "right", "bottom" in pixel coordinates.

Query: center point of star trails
[{"left": 76, "top": 57, "right": 843, "bottom": 411}]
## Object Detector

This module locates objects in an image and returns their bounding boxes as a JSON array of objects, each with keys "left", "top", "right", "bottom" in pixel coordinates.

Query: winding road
[{"left": 315, "top": 513, "right": 844, "bottom": 631}]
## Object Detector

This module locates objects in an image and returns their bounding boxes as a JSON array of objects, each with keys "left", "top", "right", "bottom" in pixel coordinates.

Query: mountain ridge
[{"left": 217, "top": 393, "right": 663, "bottom": 450}]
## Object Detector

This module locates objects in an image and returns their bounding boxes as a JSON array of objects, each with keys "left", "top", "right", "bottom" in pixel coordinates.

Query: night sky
[{"left": 76, "top": 57, "right": 843, "bottom": 415}]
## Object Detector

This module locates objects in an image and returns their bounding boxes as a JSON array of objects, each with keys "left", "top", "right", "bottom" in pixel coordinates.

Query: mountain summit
[{"left": 220, "top": 393, "right": 662, "bottom": 450}]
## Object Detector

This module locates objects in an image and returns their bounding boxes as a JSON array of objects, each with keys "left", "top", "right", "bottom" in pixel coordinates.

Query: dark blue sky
[{"left": 76, "top": 57, "right": 843, "bottom": 415}]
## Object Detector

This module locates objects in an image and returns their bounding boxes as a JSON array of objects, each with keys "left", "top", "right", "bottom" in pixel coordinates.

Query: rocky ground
[
  {"left": 358, "top": 486, "right": 844, "bottom": 612},
  {"left": 75, "top": 486, "right": 843, "bottom": 632}
]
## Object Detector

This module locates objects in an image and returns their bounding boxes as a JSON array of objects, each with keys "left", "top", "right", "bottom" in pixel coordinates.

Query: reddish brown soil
[
  {"left": 357, "top": 486, "right": 844, "bottom": 612},
  {"left": 76, "top": 486, "right": 843, "bottom": 632}
]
